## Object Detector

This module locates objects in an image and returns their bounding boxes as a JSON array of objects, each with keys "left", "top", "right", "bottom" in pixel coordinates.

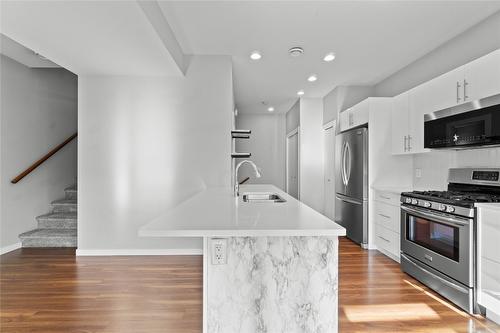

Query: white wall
[
  {"left": 299, "top": 98, "right": 324, "bottom": 213},
  {"left": 323, "top": 86, "right": 374, "bottom": 125},
  {"left": 0, "top": 55, "right": 77, "bottom": 250},
  {"left": 414, "top": 148, "right": 500, "bottom": 190},
  {"left": 77, "top": 56, "right": 232, "bottom": 252},
  {"left": 235, "top": 113, "right": 286, "bottom": 190}
]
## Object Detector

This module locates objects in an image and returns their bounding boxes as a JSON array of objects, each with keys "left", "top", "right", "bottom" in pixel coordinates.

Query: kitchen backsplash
[{"left": 413, "top": 147, "right": 500, "bottom": 190}]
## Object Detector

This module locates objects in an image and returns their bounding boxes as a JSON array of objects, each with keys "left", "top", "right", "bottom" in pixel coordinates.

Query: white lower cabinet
[
  {"left": 477, "top": 205, "right": 500, "bottom": 324},
  {"left": 373, "top": 190, "right": 401, "bottom": 262}
]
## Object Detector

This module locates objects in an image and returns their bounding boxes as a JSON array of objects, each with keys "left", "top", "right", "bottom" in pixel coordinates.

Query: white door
[
  {"left": 286, "top": 130, "right": 299, "bottom": 199},
  {"left": 323, "top": 123, "right": 335, "bottom": 219}
]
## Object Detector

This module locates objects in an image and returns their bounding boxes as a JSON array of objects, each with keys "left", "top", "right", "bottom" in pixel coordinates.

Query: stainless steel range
[{"left": 400, "top": 168, "right": 500, "bottom": 314}]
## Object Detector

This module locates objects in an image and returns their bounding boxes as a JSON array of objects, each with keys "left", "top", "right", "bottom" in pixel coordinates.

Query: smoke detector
[{"left": 288, "top": 47, "right": 304, "bottom": 57}]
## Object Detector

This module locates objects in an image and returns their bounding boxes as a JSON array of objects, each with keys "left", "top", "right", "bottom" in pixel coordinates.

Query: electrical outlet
[
  {"left": 415, "top": 168, "right": 422, "bottom": 179},
  {"left": 211, "top": 238, "right": 227, "bottom": 265}
]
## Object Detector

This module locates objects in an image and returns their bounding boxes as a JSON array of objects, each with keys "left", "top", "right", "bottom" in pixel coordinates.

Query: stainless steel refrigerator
[{"left": 334, "top": 127, "right": 368, "bottom": 247}]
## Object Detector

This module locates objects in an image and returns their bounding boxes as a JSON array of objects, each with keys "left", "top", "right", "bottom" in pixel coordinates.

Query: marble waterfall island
[{"left": 139, "top": 184, "right": 346, "bottom": 333}]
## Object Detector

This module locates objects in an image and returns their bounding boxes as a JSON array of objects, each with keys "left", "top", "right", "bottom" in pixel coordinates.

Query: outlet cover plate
[{"left": 210, "top": 238, "right": 227, "bottom": 265}]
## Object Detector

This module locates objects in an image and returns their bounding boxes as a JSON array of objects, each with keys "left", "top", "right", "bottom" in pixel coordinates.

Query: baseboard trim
[
  {"left": 75, "top": 248, "right": 203, "bottom": 256},
  {"left": 0, "top": 242, "right": 22, "bottom": 255}
]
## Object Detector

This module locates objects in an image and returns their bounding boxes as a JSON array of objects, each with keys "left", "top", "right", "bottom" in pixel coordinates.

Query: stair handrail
[{"left": 11, "top": 132, "right": 78, "bottom": 184}]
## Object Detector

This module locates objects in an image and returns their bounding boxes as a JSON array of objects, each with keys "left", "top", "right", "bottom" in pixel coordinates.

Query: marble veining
[{"left": 208, "top": 236, "right": 338, "bottom": 333}]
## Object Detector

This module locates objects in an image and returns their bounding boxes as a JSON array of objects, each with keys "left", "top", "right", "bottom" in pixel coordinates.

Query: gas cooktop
[
  {"left": 402, "top": 190, "right": 500, "bottom": 208},
  {"left": 401, "top": 168, "right": 500, "bottom": 218}
]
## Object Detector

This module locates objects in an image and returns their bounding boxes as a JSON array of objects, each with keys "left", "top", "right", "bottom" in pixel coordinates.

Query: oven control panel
[
  {"left": 472, "top": 171, "right": 499, "bottom": 182},
  {"left": 401, "top": 196, "right": 473, "bottom": 218}
]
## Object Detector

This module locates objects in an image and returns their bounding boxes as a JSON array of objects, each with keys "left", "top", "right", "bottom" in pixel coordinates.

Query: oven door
[{"left": 401, "top": 205, "right": 473, "bottom": 286}]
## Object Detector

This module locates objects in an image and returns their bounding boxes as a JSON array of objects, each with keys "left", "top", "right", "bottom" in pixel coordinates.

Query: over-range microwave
[{"left": 424, "top": 93, "right": 500, "bottom": 149}]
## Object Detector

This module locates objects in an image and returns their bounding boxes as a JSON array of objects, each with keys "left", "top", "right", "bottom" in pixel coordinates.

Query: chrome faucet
[{"left": 234, "top": 160, "right": 261, "bottom": 196}]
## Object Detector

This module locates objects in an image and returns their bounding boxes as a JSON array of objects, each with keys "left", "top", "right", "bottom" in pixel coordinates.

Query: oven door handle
[{"left": 401, "top": 205, "right": 470, "bottom": 227}]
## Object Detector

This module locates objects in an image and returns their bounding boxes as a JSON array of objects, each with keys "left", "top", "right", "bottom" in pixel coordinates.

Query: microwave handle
[{"left": 401, "top": 205, "right": 470, "bottom": 227}]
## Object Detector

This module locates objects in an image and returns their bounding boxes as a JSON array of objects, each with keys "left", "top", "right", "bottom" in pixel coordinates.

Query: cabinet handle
[
  {"left": 463, "top": 79, "right": 469, "bottom": 101},
  {"left": 378, "top": 236, "right": 390, "bottom": 243},
  {"left": 404, "top": 135, "right": 407, "bottom": 152},
  {"left": 456, "top": 81, "right": 462, "bottom": 103},
  {"left": 379, "top": 195, "right": 391, "bottom": 200},
  {"left": 378, "top": 213, "right": 391, "bottom": 219}
]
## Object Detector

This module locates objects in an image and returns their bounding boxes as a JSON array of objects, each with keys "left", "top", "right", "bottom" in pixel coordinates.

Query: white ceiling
[
  {"left": 161, "top": 1, "right": 500, "bottom": 114},
  {"left": 0, "top": 1, "right": 183, "bottom": 76},
  {"left": 0, "top": 34, "right": 60, "bottom": 68}
]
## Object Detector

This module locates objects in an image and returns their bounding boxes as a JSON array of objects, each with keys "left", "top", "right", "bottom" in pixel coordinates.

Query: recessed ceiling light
[
  {"left": 288, "top": 47, "right": 304, "bottom": 57},
  {"left": 323, "top": 52, "right": 336, "bottom": 62},
  {"left": 250, "top": 51, "right": 262, "bottom": 60},
  {"left": 267, "top": 107, "right": 275, "bottom": 112},
  {"left": 307, "top": 74, "right": 318, "bottom": 82},
  {"left": 297, "top": 90, "right": 305, "bottom": 96}
]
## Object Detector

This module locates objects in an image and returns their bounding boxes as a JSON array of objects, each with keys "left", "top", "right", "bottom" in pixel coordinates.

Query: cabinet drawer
[
  {"left": 481, "top": 210, "right": 500, "bottom": 263},
  {"left": 374, "top": 190, "right": 400, "bottom": 206},
  {"left": 375, "top": 224, "right": 400, "bottom": 258},
  {"left": 374, "top": 201, "right": 400, "bottom": 233}
]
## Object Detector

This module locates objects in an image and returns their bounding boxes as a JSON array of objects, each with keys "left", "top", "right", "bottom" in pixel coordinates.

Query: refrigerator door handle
[
  {"left": 345, "top": 142, "right": 352, "bottom": 185},
  {"left": 341, "top": 142, "right": 347, "bottom": 186}
]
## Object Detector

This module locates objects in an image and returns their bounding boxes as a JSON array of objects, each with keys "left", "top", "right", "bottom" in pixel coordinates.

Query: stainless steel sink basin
[{"left": 242, "top": 193, "right": 286, "bottom": 203}]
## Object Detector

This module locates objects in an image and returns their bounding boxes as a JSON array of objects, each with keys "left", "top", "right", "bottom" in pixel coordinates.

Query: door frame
[
  {"left": 323, "top": 120, "right": 336, "bottom": 217},
  {"left": 286, "top": 127, "right": 300, "bottom": 199}
]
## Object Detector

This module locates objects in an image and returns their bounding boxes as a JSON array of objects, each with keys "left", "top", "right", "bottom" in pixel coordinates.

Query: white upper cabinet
[
  {"left": 423, "top": 49, "right": 500, "bottom": 115},
  {"left": 422, "top": 66, "right": 465, "bottom": 113},
  {"left": 391, "top": 48, "right": 500, "bottom": 155},
  {"left": 391, "top": 88, "right": 429, "bottom": 155},
  {"left": 339, "top": 99, "right": 369, "bottom": 132},
  {"left": 391, "top": 92, "right": 410, "bottom": 154},
  {"left": 408, "top": 84, "right": 430, "bottom": 154},
  {"left": 339, "top": 109, "right": 350, "bottom": 132},
  {"left": 463, "top": 49, "right": 500, "bottom": 102}
]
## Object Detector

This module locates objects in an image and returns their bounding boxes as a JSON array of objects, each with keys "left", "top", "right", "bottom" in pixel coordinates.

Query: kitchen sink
[{"left": 242, "top": 193, "right": 286, "bottom": 203}]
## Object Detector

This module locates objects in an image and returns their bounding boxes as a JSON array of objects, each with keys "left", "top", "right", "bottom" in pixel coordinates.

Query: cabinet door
[
  {"left": 477, "top": 206, "right": 500, "bottom": 317},
  {"left": 408, "top": 85, "right": 430, "bottom": 154},
  {"left": 424, "top": 66, "right": 465, "bottom": 112},
  {"left": 339, "top": 109, "right": 350, "bottom": 132},
  {"left": 391, "top": 92, "right": 409, "bottom": 154},
  {"left": 351, "top": 100, "right": 370, "bottom": 128},
  {"left": 464, "top": 49, "right": 500, "bottom": 102}
]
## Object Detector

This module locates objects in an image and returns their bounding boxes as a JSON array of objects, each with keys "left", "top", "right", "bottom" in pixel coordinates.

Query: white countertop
[
  {"left": 139, "top": 184, "right": 346, "bottom": 237},
  {"left": 475, "top": 203, "right": 500, "bottom": 212},
  {"left": 371, "top": 184, "right": 413, "bottom": 194}
]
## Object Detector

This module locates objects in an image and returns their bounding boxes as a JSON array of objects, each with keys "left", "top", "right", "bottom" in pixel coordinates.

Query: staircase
[{"left": 19, "top": 184, "right": 77, "bottom": 247}]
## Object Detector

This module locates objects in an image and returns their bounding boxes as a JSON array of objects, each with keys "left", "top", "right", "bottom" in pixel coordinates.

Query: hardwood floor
[
  {"left": 338, "top": 239, "right": 499, "bottom": 333},
  {"left": 1, "top": 238, "right": 499, "bottom": 332}
]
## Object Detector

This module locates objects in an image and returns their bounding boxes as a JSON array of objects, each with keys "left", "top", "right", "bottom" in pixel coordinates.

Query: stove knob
[
  {"left": 423, "top": 201, "right": 432, "bottom": 208},
  {"left": 405, "top": 197, "right": 412, "bottom": 204},
  {"left": 411, "top": 199, "right": 418, "bottom": 205},
  {"left": 446, "top": 206, "right": 455, "bottom": 213},
  {"left": 439, "top": 204, "right": 447, "bottom": 211}
]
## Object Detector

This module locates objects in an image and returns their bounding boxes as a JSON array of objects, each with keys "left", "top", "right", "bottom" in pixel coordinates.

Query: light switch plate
[
  {"left": 415, "top": 168, "right": 422, "bottom": 179},
  {"left": 211, "top": 238, "right": 227, "bottom": 265}
]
